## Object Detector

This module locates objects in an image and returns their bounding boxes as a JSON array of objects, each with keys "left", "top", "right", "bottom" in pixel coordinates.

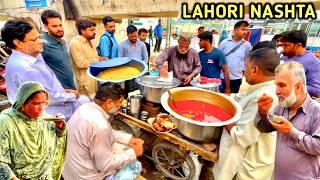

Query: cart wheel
[
  {"left": 152, "top": 142, "right": 195, "bottom": 180},
  {"left": 110, "top": 119, "right": 136, "bottom": 136}
]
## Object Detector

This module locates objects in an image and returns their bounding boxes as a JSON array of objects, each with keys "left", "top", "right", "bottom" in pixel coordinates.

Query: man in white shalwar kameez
[
  {"left": 63, "top": 83, "right": 144, "bottom": 180},
  {"left": 212, "top": 48, "right": 279, "bottom": 180}
]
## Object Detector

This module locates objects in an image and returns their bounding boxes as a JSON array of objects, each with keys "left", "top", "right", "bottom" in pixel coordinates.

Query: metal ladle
[{"left": 167, "top": 90, "right": 177, "bottom": 107}]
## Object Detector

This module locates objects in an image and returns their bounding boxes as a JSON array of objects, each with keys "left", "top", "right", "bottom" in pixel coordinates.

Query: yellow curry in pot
[{"left": 97, "top": 65, "right": 142, "bottom": 80}]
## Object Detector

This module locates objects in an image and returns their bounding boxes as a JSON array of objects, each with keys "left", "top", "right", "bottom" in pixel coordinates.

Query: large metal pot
[
  {"left": 136, "top": 75, "right": 181, "bottom": 103},
  {"left": 161, "top": 87, "right": 242, "bottom": 142}
]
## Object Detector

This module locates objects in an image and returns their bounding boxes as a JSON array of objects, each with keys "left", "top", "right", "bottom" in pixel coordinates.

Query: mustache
[
  {"left": 277, "top": 94, "right": 286, "bottom": 99},
  {"left": 178, "top": 50, "right": 188, "bottom": 54},
  {"left": 177, "top": 48, "right": 189, "bottom": 54}
]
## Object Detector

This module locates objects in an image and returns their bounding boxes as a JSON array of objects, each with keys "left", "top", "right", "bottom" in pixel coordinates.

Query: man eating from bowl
[
  {"left": 156, "top": 32, "right": 202, "bottom": 86},
  {"left": 255, "top": 61, "right": 320, "bottom": 180},
  {"left": 63, "top": 83, "right": 144, "bottom": 180}
]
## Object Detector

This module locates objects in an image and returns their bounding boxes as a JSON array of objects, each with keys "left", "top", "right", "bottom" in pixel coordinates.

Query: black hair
[
  {"left": 280, "top": 30, "right": 307, "bottom": 47},
  {"left": 127, "top": 25, "right": 137, "bottom": 34},
  {"left": 272, "top": 34, "right": 282, "bottom": 42},
  {"left": 251, "top": 41, "right": 276, "bottom": 52},
  {"left": 234, "top": 20, "right": 249, "bottom": 29},
  {"left": 198, "top": 26, "right": 204, "bottom": 32},
  {"left": 14, "top": 17, "right": 41, "bottom": 33},
  {"left": 102, "top": 16, "right": 114, "bottom": 25},
  {"left": 94, "top": 83, "right": 126, "bottom": 101},
  {"left": 138, "top": 28, "right": 148, "bottom": 35},
  {"left": 41, "top": 9, "right": 62, "bottom": 25},
  {"left": 1, "top": 20, "right": 33, "bottom": 49},
  {"left": 248, "top": 48, "right": 280, "bottom": 75},
  {"left": 198, "top": 31, "right": 213, "bottom": 44},
  {"left": 75, "top": 18, "right": 96, "bottom": 35}
]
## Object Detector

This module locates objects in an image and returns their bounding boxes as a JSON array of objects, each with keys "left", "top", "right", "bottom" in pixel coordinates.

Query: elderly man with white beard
[
  {"left": 255, "top": 61, "right": 320, "bottom": 180},
  {"left": 156, "top": 32, "right": 201, "bottom": 86}
]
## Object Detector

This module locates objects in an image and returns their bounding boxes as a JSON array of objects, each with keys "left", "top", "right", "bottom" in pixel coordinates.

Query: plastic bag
[{"left": 114, "top": 160, "right": 142, "bottom": 180}]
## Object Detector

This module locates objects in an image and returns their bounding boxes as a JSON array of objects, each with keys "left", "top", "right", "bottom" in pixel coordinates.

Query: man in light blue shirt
[
  {"left": 118, "top": 25, "right": 148, "bottom": 93},
  {"left": 2, "top": 20, "right": 90, "bottom": 120},
  {"left": 219, "top": 21, "right": 251, "bottom": 93},
  {"left": 118, "top": 25, "right": 148, "bottom": 63},
  {"left": 97, "top": 16, "right": 118, "bottom": 59}
]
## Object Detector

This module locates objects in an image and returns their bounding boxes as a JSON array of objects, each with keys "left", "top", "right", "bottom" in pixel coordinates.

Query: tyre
[{"left": 152, "top": 141, "right": 195, "bottom": 180}]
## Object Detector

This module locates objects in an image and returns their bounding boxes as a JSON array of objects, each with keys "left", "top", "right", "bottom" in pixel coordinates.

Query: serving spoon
[{"left": 167, "top": 90, "right": 177, "bottom": 107}]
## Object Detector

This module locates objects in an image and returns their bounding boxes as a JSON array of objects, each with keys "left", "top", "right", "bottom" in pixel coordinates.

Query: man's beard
[
  {"left": 129, "top": 39, "right": 137, "bottom": 44},
  {"left": 50, "top": 31, "right": 64, "bottom": 39},
  {"left": 107, "top": 106, "right": 118, "bottom": 114},
  {"left": 139, "top": 38, "right": 146, "bottom": 42},
  {"left": 109, "top": 30, "right": 115, "bottom": 34},
  {"left": 176, "top": 47, "right": 189, "bottom": 59},
  {"left": 89, "top": 34, "right": 96, "bottom": 40},
  {"left": 278, "top": 90, "right": 297, "bottom": 108},
  {"left": 52, "top": 33, "right": 64, "bottom": 39}
]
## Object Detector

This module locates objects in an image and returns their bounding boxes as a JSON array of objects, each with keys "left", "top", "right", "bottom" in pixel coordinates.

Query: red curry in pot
[{"left": 169, "top": 100, "right": 232, "bottom": 123}]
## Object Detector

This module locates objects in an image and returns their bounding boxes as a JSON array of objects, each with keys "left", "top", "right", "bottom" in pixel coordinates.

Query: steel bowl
[
  {"left": 161, "top": 87, "right": 242, "bottom": 142},
  {"left": 136, "top": 75, "right": 181, "bottom": 103},
  {"left": 190, "top": 79, "right": 221, "bottom": 92}
]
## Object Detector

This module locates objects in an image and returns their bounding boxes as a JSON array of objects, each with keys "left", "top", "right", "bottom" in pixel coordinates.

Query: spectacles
[{"left": 23, "top": 35, "right": 44, "bottom": 43}]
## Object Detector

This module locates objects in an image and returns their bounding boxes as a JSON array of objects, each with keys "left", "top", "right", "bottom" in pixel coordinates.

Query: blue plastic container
[
  {"left": 149, "top": 71, "right": 160, "bottom": 76},
  {"left": 306, "top": 46, "right": 320, "bottom": 52}
]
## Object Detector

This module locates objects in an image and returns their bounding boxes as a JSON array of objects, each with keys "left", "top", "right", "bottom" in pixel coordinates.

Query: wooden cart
[{"left": 114, "top": 112, "right": 218, "bottom": 180}]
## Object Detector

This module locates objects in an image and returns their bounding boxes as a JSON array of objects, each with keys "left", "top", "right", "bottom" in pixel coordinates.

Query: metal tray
[{"left": 136, "top": 75, "right": 181, "bottom": 89}]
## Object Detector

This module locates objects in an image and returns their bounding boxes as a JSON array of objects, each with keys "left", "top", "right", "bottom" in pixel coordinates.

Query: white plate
[
  {"left": 43, "top": 113, "right": 65, "bottom": 121},
  {"left": 43, "top": 117, "right": 64, "bottom": 121}
]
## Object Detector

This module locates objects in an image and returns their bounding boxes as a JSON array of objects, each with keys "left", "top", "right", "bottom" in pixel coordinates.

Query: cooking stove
[{"left": 140, "top": 99, "right": 162, "bottom": 118}]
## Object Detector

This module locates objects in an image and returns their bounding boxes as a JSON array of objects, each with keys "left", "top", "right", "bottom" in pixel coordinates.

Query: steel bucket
[{"left": 136, "top": 75, "right": 181, "bottom": 103}]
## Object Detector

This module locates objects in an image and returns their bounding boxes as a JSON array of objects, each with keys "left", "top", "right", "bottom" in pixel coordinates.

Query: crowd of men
[{"left": 0, "top": 8, "right": 320, "bottom": 180}]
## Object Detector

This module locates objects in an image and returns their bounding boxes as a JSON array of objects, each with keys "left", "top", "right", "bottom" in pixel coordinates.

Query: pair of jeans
[
  {"left": 219, "top": 78, "right": 242, "bottom": 93},
  {"left": 148, "top": 36, "right": 153, "bottom": 46},
  {"left": 154, "top": 38, "right": 162, "bottom": 52}
]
